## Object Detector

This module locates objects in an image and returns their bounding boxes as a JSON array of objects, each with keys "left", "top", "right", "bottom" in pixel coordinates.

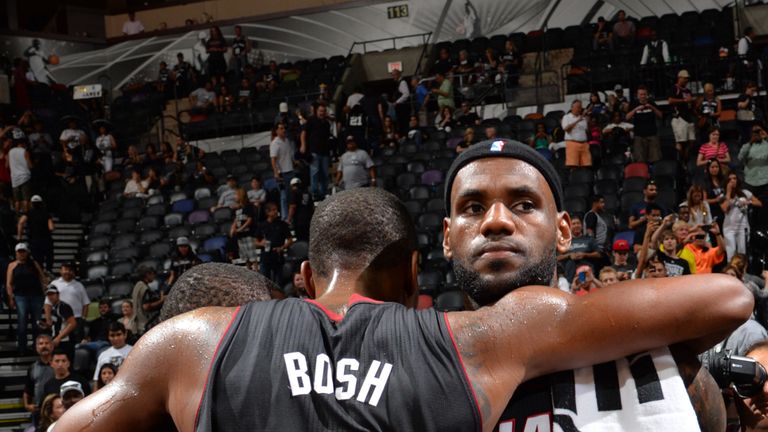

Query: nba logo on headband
[{"left": 490, "top": 140, "right": 506, "bottom": 152}]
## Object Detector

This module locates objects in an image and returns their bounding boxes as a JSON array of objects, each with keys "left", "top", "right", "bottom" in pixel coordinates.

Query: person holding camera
[
  {"left": 684, "top": 223, "right": 726, "bottom": 273},
  {"left": 739, "top": 124, "right": 768, "bottom": 231},
  {"left": 736, "top": 341, "right": 768, "bottom": 431},
  {"left": 557, "top": 217, "right": 601, "bottom": 282},
  {"left": 721, "top": 173, "right": 762, "bottom": 261}
]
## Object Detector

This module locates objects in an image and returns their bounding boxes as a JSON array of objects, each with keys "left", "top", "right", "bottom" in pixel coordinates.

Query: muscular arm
[
  {"left": 55, "top": 307, "right": 238, "bottom": 432},
  {"left": 446, "top": 274, "right": 751, "bottom": 429}
]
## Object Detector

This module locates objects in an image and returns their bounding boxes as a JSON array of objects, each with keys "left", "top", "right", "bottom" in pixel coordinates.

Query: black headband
[{"left": 443, "top": 139, "right": 564, "bottom": 215}]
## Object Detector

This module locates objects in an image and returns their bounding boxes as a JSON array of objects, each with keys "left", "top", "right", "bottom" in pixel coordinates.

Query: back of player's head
[
  {"left": 159, "top": 263, "right": 276, "bottom": 322},
  {"left": 309, "top": 188, "right": 416, "bottom": 278}
]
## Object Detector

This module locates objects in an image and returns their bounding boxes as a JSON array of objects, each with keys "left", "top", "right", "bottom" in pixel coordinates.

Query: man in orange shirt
[{"left": 684, "top": 223, "right": 725, "bottom": 273}]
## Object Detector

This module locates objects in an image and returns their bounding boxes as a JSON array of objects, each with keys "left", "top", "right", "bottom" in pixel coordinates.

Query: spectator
[
  {"left": 59, "top": 380, "right": 85, "bottom": 410},
  {"left": 93, "top": 125, "right": 116, "bottom": 174},
  {"left": 41, "top": 349, "right": 89, "bottom": 400},
  {"left": 43, "top": 286, "right": 77, "bottom": 361},
  {"left": 737, "top": 27, "right": 761, "bottom": 83},
  {"left": 335, "top": 136, "right": 375, "bottom": 190},
  {"left": 479, "top": 47, "right": 499, "bottom": 82},
  {"left": 721, "top": 173, "right": 762, "bottom": 260},
  {"left": 694, "top": 83, "right": 722, "bottom": 142},
  {"left": 189, "top": 81, "right": 216, "bottom": 112},
  {"left": 561, "top": 99, "right": 590, "bottom": 168},
  {"left": 216, "top": 86, "right": 234, "bottom": 113},
  {"left": 122, "top": 11, "right": 145, "bottom": 36},
  {"left": 584, "top": 195, "right": 610, "bottom": 252},
  {"left": 287, "top": 178, "right": 313, "bottom": 242},
  {"left": 131, "top": 267, "right": 164, "bottom": 335},
  {"left": 300, "top": 103, "right": 333, "bottom": 200},
  {"left": 612, "top": 10, "right": 635, "bottom": 48},
  {"left": 696, "top": 127, "right": 731, "bottom": 169},
  {"left": 455, "top": 101, "right": 480, "bottom": 128},
  {"left": 118, "top": 300, "right": 138, "bottom": 340},
  {"left": 557, "top": 218, "right": 601, "bottom": 281},
  {"left": 156, "top": 61, "right": 171, "bottom": 97},
  {"left": 17, "top": 195, "right": 54, "bottom": 272},
  {"left": 122, "top": 169, "right": 148, "bottom": 199},
  {"left": 37, "top": 394, "right": 65, "bottom": 432},
  {"left": 0, "top": 133, "right": 12, "bottom": 198},
  {"left": 685, "top": 184, "right": 713, "bottom": 226},
  {"left": 669, "top": 69, "right": 696, "bottom": 160},
  {"left": 529, "top": 123, "right": 552, "bottom": 159},
  {"left": 229, "top": 25, "right": 250, "bottom": 78},
  {"left": 411, "top": 78, "right": 430, "bottom": 114},
  {"left": 677, "top": 202, "right": 691, "bottom": 223},
  {"left": 435, "top": 106, "right": 455, "bottom": 133},
  {"left": 247, "top": 177, "right": 266, "bottom": 216},
  {"left": 287, "top": 271, "right": 308, "bottom": 298},
  {"left": 166, "top": 237, "right": 201, "bottom": 287},
  {"left": 124, "top": 145, "right": 143, "bottom": 172},
  {"left": 405, "top": 115, "right": 425, "bottom": 147},
  {"left": 91, "top": 322, "right": 132, "bottom": 389},
  {"left": 391, "top": 69, "right": 411, "bottom": 135},
  {"left": 95, "top": 363, "right": 117, "bottom": 391},
  {"left": 230, "top": 188, "right": 257, "bottom": 264},
  {"left": 9, "top": 129, "right": 32, "bottom": 213},
  {"left": 23, "top": 334, "right": 53, "bottom": 425},
  {"left": 6, "top": 242, "right": 46, "bottom": 355},
  {"left": 610, "top": 239, "right": 635, "bottom": 280},
  {"left": 598, "top": 267, "right": 620, "bottom": 286},
  {"left": 499, "top": 38, "right": 522, "bottom": 86},
  {"left": 609, "top": 85, "right": 630, "bottom": 114},
  {"left": 254, "top": 202, "right": 293, "bottom": 286},
  {"left": 652, "top": 217, "right": 698, "bottom": 275},
  {"left": 77, "top": 299, "right": 117, "bottom": 363},
  {"left": 684, "top": 224, "right": 725, "bottom": 273},
  {"left": 601, "top": 111, "right": 633, "bottom": 156},
  {"left": 44, "top": 262, "right": 87, "bottom": 342},
  {"left": 737, "top": 82, "right": 760, "bottom": 144},
  {"left": 626, "top": 86, "right": 662, "bottom": 163},
  {"left": 704, "top": 159, "right": 727, "bottom": 226},
  {"left": 58, "top": 119, "right": 86, "bottom": 159},
  {"left": 570, "top": 265, "right": 601, "bottom": 296},
  {"left": 656, "top": 229, "right": 693, "bottom": 276},
  {"left": 739, "top": 124, "right": 768, "bottom": 229},
  {"left": 173, "top": 53, "right": 191, "bottom": 96},
  {"left": 453, "top": 49, "right": 476, "bottom": 77},
  {"left": 431, "top": 71, "right": 455, "bottom": 111},
  {"left": 270, "top": 123, "right": 295, "bottom": 219},
  {"left": 205, "top": 26, "right": 227, "bottom": 77},
  {"left": 380, "top": 115, "right": 399, "bottom": 149},
  {"left": 212, "top": 175, "right": 238, "bottom": 212},
  {"left": 432, "top": 48, "right": 452, "bottom": 75},
  {"left": 585, "top": 92, "right": 607, "bottom": 121},
  {"left": 629, "top": 181, "right": 664, "bottom": 248},
  {"left": 640, "top": 30, "right": 670, "bottom": 65},
  {"left": 28, "top": 121, "right": 53, "bottom": 155},
  {"left": 485, "top": 126, "right": 498, "bottom": 140},
  {"left": 160, "top": 142, "right": 176, "bottom": 166},
  {"left": 593, "top": 17, "right": 613, "bottom": 51}
]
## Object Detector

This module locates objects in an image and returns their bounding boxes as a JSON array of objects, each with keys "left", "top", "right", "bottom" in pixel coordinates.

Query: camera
[{"left": 707, "top": 350, "right": 767, "bottom": 398}]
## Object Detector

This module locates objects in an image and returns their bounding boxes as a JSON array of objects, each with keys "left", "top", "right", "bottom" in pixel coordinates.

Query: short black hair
[
  {"left": 158, "top": 263, "right": 276, "bottom": 322},
  {"left": 52, "top": 348, "right": 69, "bottom": 360},
  {"left": 108, "top": 321, "right": 126, "bottom": 334},
  {"left": 99, "top": 299, "right": 110, "bottom": 307},
  {"left": 646, "top": 203, "right": 663, "bottom": 214},
  {"left": 309, "top": 188, "right": 416, "bottom": 279},
  {"left": 591, "top": 194, "right": 604, "bottom": 204}
]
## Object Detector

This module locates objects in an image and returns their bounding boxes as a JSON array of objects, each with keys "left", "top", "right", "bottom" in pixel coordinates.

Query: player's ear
[
  {"left": 300, "top": 261, "right": 316, "bottom": 299},
  {"left": 556, "top": 211, "right": 572, "bottom": 254},
  {"left": 404, "top": 250, "right": 420, "bottom": 308},
  {"left": 442, "top": 217, "right": 453, "bottom": 260}
]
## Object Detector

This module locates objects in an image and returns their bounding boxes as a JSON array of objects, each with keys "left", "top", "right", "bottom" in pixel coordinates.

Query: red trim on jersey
[
  {"left": 304, "top": 299, "right": 345, "bottom": 322},
  {"left": 194, "top": 306, "right": 242, "bottom": 428},
  {"left": 443, "top": 312, "right": 484, "bottom": 430},
  {"left": 349, "top": 293, "right": 384, "bottom": 305}
]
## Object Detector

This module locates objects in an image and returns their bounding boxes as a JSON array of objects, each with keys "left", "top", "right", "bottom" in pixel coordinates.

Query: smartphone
[{"left": 578, "top": 272, "right": 586, "bottom": 283}]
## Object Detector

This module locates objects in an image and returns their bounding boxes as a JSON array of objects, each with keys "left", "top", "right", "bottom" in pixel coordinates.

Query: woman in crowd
[
  {"left": 123, "top": 169, "right": 148, "bottom": 199},
  {"left": 119, "top": 300, "right": 139, "bottom": 342},
  {"left": 36, "top": 394, "right": 65, "bottom": 432},
  {"left": 380, "top": 115, "right": 398, "bottom": 149},
  {"left": 435, "top": 106, "right": 455, "bottom": 133},
  {"left": 6, "top": 242, "right": 46, "bottom": 355},
  {"left": 456, "top": 127, "right": 476, "bottom": 154},
  {"left": 529, "top": 123, "right": 552, "bottom": 159},
  {"left": 721, "top": 172, "right": 762, "bottom": 260},
  {"left": 704, "top": 159, "right": 727, "bottom": 227},
  {"left": 96, "top": 363, "right": 118, "bottom": 390},
  {"left": 697, "top": 127, "right": 731, "bottom": 170},
  {"left": 585, "top": 92, "right": 607, "bottom": 122},
  {"left": 160, "top": 141, "right": 177, "bottom": 165},
  {"left": 685, "top": 184, "right": 712, "bottom": 226},
  {"left": 206, "top": 26, "right": 228, "bottom": 77},
  {"left": 694, "top": 82, "right": 721, "bottom": 142}
]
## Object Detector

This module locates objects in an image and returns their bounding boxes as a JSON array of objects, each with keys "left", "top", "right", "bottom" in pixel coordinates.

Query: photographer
[
  {"left": 739, "top": 124, "right": 768, "bottom": 231},
  {"left": 684, "top": 223, "right": 726, "bottom": 273},
  {"left": 737, "top": 341, "right": 768, "bottom": 430}
]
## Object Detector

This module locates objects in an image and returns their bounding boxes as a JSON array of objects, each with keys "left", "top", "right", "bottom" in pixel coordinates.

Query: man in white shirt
[
  {"left": 345, "top": 87, "right": 364, "bottom": 110},
  {"left": 738, "top": 27, "right": 762, "bottom": 85},
  {"left": 561, "top": 99, "right": 591, "bottom": 168},
  {"left": 59, "top": 118, "right": 86, "bottom": 155},
  {"left": 45, "top": 262, "right": 89, "bottom": 341},
  {"left": 122, "top": 12, "right": 145, "bottom": 36},
  {"left": 189, "top": 81, "right": 216, "bottom": 111},
  {"left": 640, "top": 30, "right": 670, "bottom": 66},
  {"left": 271, "top": 122, "right": 295, "bottom": 220},
  {"left": 8, "top": 129, "right": 32, "bottom": 213},
  {"left": 92, "top": 322, "right": 133, "bottom": 387},
  {"left": 335, "top": 136, "right": 376, "bottom": 190}
]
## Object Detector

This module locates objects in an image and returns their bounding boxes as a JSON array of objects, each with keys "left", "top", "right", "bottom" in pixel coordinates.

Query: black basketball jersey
[{"left": 195, "top": 295, "right": 481, "bottom": 431}]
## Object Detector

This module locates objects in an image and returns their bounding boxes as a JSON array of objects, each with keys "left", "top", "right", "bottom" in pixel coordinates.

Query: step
[
  {"left": 0, "top": 411, "right": 30, "bottom": 421},
  {"left": 0, "top": 398, "right": 23, "bottom": 411},
  {"left": 0, "top": 357, "right": 35, "bottom": 366}
]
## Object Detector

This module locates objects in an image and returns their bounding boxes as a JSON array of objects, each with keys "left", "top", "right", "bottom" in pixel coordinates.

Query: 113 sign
[{"left": 387, "top": 5, "right": 409, "bottom": 19}]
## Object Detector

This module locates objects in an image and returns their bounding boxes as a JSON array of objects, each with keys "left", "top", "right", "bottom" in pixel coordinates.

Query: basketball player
[
  {"left": 56, "top": 188, "right": 751, "bottom": 431},
  {"left": 440, "top": 139, "right": 729, "bottom": 431},
  {"left": 157, "top": 263, "right": 280, "bottom": 322}
]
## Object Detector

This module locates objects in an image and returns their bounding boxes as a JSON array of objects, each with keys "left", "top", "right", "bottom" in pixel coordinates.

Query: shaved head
[{"left": 159, "top": 263, "right": 278, "bottom": 322}]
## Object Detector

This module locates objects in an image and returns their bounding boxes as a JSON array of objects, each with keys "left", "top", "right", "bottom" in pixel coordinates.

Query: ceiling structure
[{"left": 47, "top": 0, "right": 743, "bottom": 92}]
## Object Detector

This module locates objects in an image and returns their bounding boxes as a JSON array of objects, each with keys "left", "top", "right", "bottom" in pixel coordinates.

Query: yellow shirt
[{"left": 659, "top": 245, "right": 697, "bottom": 274}]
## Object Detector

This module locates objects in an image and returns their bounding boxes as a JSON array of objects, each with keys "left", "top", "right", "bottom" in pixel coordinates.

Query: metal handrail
[{"left": 347, "top": 32, "right": 433, "bottom": 57}]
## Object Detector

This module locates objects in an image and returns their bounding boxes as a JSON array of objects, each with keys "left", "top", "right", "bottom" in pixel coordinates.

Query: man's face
[
  {"left": 235, "top": 26, "right": 242, "bottom": 36},
  {"left": 600, "top": 272, "right": 619, "bottom": 286},
  {"left": 178, "top": 244, "right": 190, "bottom": 256},
  {"left": 613, "top": 250, "right": 628, "bottom": 265},
  {"left": 595, "top": 198, "right": 605, "bottom": 212},
  {"left": 121, "top": 302, "right": 133, "bottom": 316},
  {"left": 60, "top": 265, "right": 74, "bottom": 281},
  {"left": 46, "top": 292, "right": 59, "bottom": 305},
  {"left": 440, "top": 49, "right": 450, "bottom": 59},
  {"left": 618, "top": 11, "right": 626, "bottom": 20},
  {"left": 637, "top": 89, "right": 648, "bottom": 103},
  {"left": 485, "top": 127, "right": 497, "bottom": 139},
  {"left": 694, "top": 230, "right": 708, "bottom": 248},
  {"left": 99, "top": 303, "right": 110, "bottom": 316},
  {"left": 571, "top": 219, "right": 583, "bottom": 237},
  {"left": 678, "top": 206, "right": 690, "bottom": 222},
  {"left": 36, "top": 337, "right": 52, "bottom": 357},
  {"left": 266, "top": 205, "right": 279, "bottom": 219},
  {"left": 662, "top": 235, "right": 677, "bottom": 252},
  {"left": 51, "top": 354, "right": 70, "bottom": 375},
  {"left": 648, "top": 209, "right": 662, "bottom": 222},
  {"left": 108, "top": 330, "right": 127, "bottom": 349},
  {"left": 444, "top": 158, "right": 570, "bottom": 305},
  {"left": 62, "top": 393, "right": 83, "bottom": 410},
  {"left": 317, "top": 106, "right": 327, "bottom": 119},
  {"left": 571, "top": 101, "right": 582, "bottom": 115},
  {"left": 646, "top": 261, "right": 667, "bottom": 278},
  {"left": 645, "top": 184, "right": 657, "bottom": 200},
  {"left": 293, "top": 273, "right": 305, "bottom": 289},
  {"left": 745, "top": 348, "right": 768, "bottom": 414},
  {"left": 346, "top": 140, "right": 357, "bottom": 152}
]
